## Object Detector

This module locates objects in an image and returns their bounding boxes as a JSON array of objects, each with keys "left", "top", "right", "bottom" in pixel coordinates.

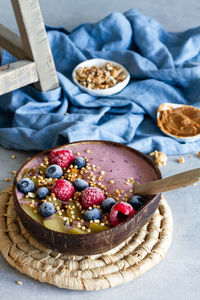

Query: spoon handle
[{"left": 134, "top": 168, "right": 200, "bottom": 196}]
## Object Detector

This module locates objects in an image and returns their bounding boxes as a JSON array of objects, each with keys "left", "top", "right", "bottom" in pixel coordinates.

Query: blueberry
[
  {"left": 39, "top": 202, "right": 55, "bottom": 218},
  {"left": 36, "top": 187, "right": 50, "bottom": 199},
  {"left": 73, "top": 157, "right": 86, "bottom": 169},
  {"left": 83, "top": 208, "right": 102, "bottom": 221},
  {"left": 128, "top": 195, "right": 144, "bottom": 210},
  {"left": 17, "top": 178, "right": 35, "bottom": 194},
  {"left": 101, "top": 197, "right": 116, "bottom": 213},
  {"left": 73, "top": 178, "right": 89, "bottom": 191},
  {"left": 45, "top": 164, "right": 63, "bottom": 178}
]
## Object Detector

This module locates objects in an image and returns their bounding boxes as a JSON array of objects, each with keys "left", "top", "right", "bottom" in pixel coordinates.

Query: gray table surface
[{"left": 0, "top": 1, "right": 200, "bottom": 299}]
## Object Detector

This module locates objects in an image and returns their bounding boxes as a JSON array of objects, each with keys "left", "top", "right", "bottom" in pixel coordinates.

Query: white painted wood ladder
[{"left": 0, "top": 0, "right": 59, "bottom": 96}]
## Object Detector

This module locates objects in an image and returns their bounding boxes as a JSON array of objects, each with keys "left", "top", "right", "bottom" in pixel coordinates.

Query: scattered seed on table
[
  {"left": 178, "top": 157, "right": 185, "bottom": 164},
  {"left": 4, "top": 177, "right": 11, "bottom": 182}
]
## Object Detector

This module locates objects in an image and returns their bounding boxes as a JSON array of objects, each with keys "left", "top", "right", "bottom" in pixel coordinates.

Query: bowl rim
[
  {"left": 13, "top": 140, "right": 162, "bottom": 239},
  {"left": 72, "top": 58, "right": 130, "bottom": 94},
  {"left": 157, "top": 102, "right": 200, "bottom": 141}
]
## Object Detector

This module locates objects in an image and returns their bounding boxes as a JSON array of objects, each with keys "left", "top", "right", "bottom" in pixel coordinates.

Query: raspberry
[
  {"left": 49, "top": 149, "right": 74, "bottom": 168},
  {"left": 51, "top": 179, "right": 75, "bottom": 201},
  {"left": 109, "top": 202, "right": 135, "bottom": 226},
  {"left": 81, "top": 187, "right": 105, "bottom": 209}
]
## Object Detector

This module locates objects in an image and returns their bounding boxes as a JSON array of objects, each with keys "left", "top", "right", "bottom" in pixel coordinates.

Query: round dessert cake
[{"left": 13, "top": 141, "right": 162, "bottom": 255}]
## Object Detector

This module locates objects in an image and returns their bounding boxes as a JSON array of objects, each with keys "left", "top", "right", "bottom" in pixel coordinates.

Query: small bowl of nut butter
[
  {"left": 72, "top": 58, "right": 130, "bottom": 96},
  {"left": 157, "top": 103, "right": 200, "bottom": 142}
]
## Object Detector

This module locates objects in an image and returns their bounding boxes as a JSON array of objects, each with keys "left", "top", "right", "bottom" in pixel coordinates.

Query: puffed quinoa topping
[{"left": 94, "top": 219, "right": 100, "bottom": 224}]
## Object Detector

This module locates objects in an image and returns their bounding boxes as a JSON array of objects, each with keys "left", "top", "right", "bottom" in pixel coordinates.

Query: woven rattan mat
[{"left": 0, "top": 186, "right": 173, "bottom": 290}]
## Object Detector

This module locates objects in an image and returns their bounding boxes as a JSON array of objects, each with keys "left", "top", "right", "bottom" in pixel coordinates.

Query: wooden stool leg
[
  {"left": 0, "top": 24, "right": 26, "bottom": 60},
  {"left": 11, "top": 0, "right": 59, "bottom": 92}
]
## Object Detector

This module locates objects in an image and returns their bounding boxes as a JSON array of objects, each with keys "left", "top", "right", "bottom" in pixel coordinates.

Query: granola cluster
[
  {"left": 150, "top": 150, "right": 168, "bottom": 167},
  {"left": 75, "top": 62, "right": 127, "bottom": 89}
]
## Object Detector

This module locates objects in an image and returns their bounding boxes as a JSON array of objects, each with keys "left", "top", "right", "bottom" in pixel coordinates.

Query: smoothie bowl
[{"left": 13, "top": 141, "right": 161, "bottom": 255}]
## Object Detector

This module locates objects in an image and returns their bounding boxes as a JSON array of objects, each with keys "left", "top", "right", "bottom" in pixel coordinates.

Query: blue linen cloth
[{"left": 0, "top": 9, "right": 200, "bottom": 154}]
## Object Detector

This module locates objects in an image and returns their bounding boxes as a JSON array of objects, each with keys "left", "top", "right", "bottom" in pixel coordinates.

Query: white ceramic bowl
[
  {"left": 157, "top": 102, "right": 200, "bottom": 142},
  {"left": 72, "top": 58, "right": 130, "bottom": 97}
]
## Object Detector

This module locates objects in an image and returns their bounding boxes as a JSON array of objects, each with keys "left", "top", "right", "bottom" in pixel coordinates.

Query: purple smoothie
[{"left": 17, "top": 141, "right": 158, "bottom": 202}]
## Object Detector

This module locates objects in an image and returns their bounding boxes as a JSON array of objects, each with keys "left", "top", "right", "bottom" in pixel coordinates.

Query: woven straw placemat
[{"left": 0, "top": 186, "right": 173, "bottom": 290}]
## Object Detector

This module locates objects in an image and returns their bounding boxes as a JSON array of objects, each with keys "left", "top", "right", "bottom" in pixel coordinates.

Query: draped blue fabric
[{"left": 0, "top": 9, "right": 200, "bottom": 153}]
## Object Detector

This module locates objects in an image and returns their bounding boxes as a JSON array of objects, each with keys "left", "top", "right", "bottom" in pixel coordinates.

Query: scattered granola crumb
[
  {"left": 4, "top": 177, "right": 11, "bottom": 182},
  {"left": 11, "top": 170, "right": 17, "bottom": 175},
  {"left": 150, "top": 150, "right": 167, "bottom": 166},
  {"left": 11, "top": 155, "right": 16, "bottom": 159},
  {"left": 16, "top": 281, "right": 22, "bottom": 285},
  {"left": 178, "top": 157, "right": 185, "bottom": 164}
]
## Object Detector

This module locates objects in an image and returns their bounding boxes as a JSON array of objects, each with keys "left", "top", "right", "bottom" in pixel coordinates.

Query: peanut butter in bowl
[{"left": 157, "top": 103, "right": 200, "bottom": 142}]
